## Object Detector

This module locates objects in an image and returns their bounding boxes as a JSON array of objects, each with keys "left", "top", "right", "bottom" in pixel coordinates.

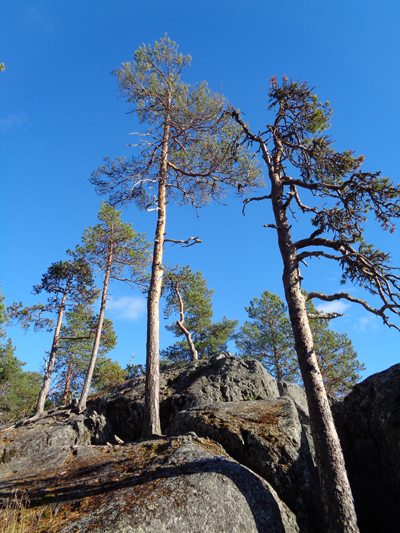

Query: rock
[
  {"left": 0, "top": 409, "right": 113, "bottom": 463},
  {"left": 88, "top": 352, "right": 280, "bottom": 442},
  {"left": 332, "top": 363, "right": 400, "bottom": 533},
  {"left": 0, "top": 435, "right": 300, "bottom": 532},
  {"left": 278, "top": 380, "right": 315, "bottom": 458},
  {"left": 169, "top": 399, "right": 323, "bottom": 533}
]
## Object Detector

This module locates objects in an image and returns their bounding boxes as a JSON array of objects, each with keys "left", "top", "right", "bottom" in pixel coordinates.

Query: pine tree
[
  {"left": 90, "top": 36, "right": 261, "bottom": 436},
  {"left": 73, "top": 201, "right": 151, "bottom": 412},
  {"left": 7, "top": 259, "right": 98, "bottom": 416},
  {"left": 232, "top": 77, "right": 400, "bottom": 531},
  {"left": 51, "top": 304, "right": 117, "bottom": 404},
  {"left": 161, "top": 266, "right": 237, "bottom": 365},
  {"left": 235, "top": 291, "right": 300, "bottom": 382},
  {"left": 235, "top": 291, "right": 364, "bottom": 396}
]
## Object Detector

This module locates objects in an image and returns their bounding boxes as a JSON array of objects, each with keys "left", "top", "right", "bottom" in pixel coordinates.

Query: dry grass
[{"left": 0, "top": 491, "right": 38, "bottom": 533}]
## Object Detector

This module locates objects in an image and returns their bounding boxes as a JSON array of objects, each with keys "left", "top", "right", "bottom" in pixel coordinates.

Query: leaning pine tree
[
  {"left": 7, "top": 259, "right": 98, "bottom": 416},
  {"left": 91, "top": 36, "right": 261, "bottom": 436},
  {"left": 232, "top": 77, "right": 400, "bottom": 532}
]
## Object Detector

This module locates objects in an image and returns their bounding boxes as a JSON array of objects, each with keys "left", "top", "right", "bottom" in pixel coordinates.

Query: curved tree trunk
[
  {"left": 174, "top": 282, "right": 198, "bottom": 361},
  {"left": 270, "top": 163, "right": 359, "bottom": 532},
  {"left": 142, "top": 108, "right": 171, "bottom": 438},
  {"left": 78, "top": 245, "right": 112, "bottom": 412},
  {"left": 35, "top": 290, "right": 68, "bottom": 416}
]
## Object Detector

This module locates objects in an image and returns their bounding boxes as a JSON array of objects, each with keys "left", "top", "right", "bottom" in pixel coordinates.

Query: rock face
[
  {"left": 87, "top": 353, "right": 280, "bottom": 442},
  {"left": 1, "top": 353, "right": 399, "bottom": 532},
  {"left": 169, "top": 399, "right": 323, "bottom": 533},
  {"left": 0, "top": 435, "right": 299, "bottom": 532},
  {"left": 332, "top": 363, "right": 400, "bottom": 533}
]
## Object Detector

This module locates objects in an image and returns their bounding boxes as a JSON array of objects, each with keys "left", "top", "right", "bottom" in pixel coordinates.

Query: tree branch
[
  {"left": 306, "top": 291, "right": 400, "bottom": 331},
  {"left": 164, "top": 236, "right": 203, "bottom": 247}
]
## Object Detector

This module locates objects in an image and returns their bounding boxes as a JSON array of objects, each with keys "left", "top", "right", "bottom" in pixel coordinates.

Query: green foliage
[
  {"left": 0, "top": 287, "right": 43, "bottom": 423},
  {"left": 73, "top": 202, "right": 152, "bottom": 289},
  {"left": 51, "top": 304, "right": 117, "bottom": 403},
  {"left": 236, "top": 291, "right": 365, "bottom": 397},
  {"left": 92, "top": 358, "right": 124, "bottom": 392},
  {"left": 7, "top": 258, "right": 98, "bottom": 332},
  {"left": 161, "top": 267, "right": 238, "bottom": 363},
  {"left": 0, "top": 339, "right": 42, "bottom": 424},
  {"left": 307, "top": 301, "right": 365, "bottom": 398},
  {"left": 234, "top": 290, "right": 300, "bottom": 383},
  {"left": 91, "top": 35, "right": 262, "bottom": 208}
]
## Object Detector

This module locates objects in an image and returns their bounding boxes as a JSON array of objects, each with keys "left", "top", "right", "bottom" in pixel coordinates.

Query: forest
[{"left": 1, "top": 35, "right": 400, "bottom": 532}]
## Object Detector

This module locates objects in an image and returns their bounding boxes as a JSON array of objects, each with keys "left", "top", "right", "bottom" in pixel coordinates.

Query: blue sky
[{"left": 1, "top": 0, "right": 399, "bottom": 380}]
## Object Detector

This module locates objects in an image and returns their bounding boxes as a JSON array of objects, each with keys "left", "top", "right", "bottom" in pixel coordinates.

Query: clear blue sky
[{"left": 1, "top": 0, "right": 399, "bottom": 379}]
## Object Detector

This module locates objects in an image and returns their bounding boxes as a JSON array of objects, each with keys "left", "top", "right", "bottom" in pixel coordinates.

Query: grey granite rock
[
  {"left": 0, "top": 436, "right": 300, "bottom": 533},
  {"left": 332, "top": 363, "right": 400, "bottom": 533},
  {"left": 88, "top": 352, "right": 280, "bottom": 442},
  {"left": 169, "top": 399, "right": 323, "bottom": 533}
]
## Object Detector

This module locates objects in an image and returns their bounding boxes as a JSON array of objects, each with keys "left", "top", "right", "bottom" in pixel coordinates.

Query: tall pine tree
[
  {"left": 91, "top": 36, "right": 261, "bottom": 436},
  {"left": 73, "top": 202, "right": 151, "bottom": 412}
]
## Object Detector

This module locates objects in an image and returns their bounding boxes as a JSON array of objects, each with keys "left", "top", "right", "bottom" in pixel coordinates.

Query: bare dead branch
[
  {"left": 164, "top": 236, "right": 203, "bottom": 247},
  {"left": 306, "top": 291, "right": 400, "bottom": 331}
]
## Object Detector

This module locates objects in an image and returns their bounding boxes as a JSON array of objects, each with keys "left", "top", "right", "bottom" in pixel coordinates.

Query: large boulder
[
  {"left": 169, "top": 399, "right": 323, "bottom": 533},
  {"left": 0, "top": 434, "right": 300, "bottom": 532},
  {"left": 332, "top": 363, "right": 400, "bottom": 533},
  {"left": 88, "top": 353, "right": 280, "bottom": 442}
]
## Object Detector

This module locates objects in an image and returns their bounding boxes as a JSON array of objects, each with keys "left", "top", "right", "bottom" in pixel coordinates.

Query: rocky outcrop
[
  {"left": 332, "top": 363, "right": 400, "bottom": 533},
  {"left": 169, "top": 399, "right": 323, "bottom": 532},
  {"left": 0, "top": 409, "right": 113, "bottom": 464},
  {"left": 0, "top": 434, "right": 299, "bottom": 532},
  {"left": 1, "top": 353, "right": 399, "bottom": 532},
  {"left": 88, "top": 353, "right": 280, "bottom": 442}
]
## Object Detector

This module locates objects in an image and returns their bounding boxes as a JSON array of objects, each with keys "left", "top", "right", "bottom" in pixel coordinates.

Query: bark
[
  {"left": 62, "top": 356, "right": 73, "bottom": 405},
  {"left": 174, "top": 282, "right": 198, "bottom": 361},
  {"left": 270, "top": 161, "right": 359, "bottom": 532},
  {"left": 35, "top": 291, "right": 68, "bottom": 416},
  {"left": 142, "top": 107, "right": 171, "bottom": 438},
  {"left": 77, "top": 245, "right": 112, "bottom": 412}
]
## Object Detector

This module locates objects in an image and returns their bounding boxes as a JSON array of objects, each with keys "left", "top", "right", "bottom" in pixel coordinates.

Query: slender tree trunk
[
  {"left": 62, "top": 355, "right": 74, "bottom": 404},
  {"left": 270, "top": 163, "right": 359, "bottom": 532},
  {"left": 142, "top": 108, "right": 171, "bottom": 438},
  {"left": 174, "top": 282, "right": 198, "bottom": 361},
  {"left": 77, "top": 246, "right": 113, "bottom": 412},
  {"left": 35, "top": 291, "right": 68, "bottom": 416}
]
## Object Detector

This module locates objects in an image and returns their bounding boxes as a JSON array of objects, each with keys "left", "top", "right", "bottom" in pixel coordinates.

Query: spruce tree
[{"left": 90, "top": 36, "right": 261, "bottom": 436}]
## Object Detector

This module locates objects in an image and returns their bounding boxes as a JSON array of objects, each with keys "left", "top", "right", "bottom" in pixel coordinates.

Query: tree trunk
[
  {"left": 174, "top": 282, "right": 198, "bottom": 361},
  {"left": 62, "top": 356, "right": 73, "bottom": 404},
  {"left": 270, "top": 165, "right": 359, "bottom": 532},
  {"left": 142, "top": 108, "right": 170, "bottom": 438},
  {"left": 78, "top": 246, "right": 112, "bottom": 412},
  {"left": 35, "top": 291, "right": 68, "bottom": 416}
]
